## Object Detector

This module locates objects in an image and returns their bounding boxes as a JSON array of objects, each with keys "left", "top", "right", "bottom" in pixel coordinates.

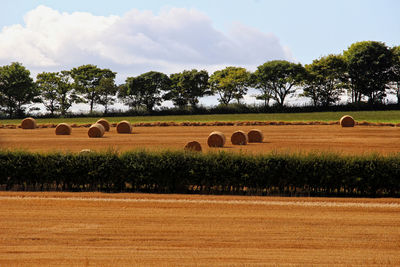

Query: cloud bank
[{"left": 0, "top": 5, "right": 292, "bottom": 81}]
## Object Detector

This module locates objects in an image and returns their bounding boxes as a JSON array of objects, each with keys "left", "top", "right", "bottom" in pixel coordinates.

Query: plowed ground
[
  {"left": 1, "top": 125, "right": 400, "bottom": 154},
  {"left": 0, "top": 192, "right": 399, "bottom": 266}
]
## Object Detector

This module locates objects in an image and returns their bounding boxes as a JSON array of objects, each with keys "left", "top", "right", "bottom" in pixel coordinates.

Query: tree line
[{"left": 0, "top": 41, "right": 399, "bottom": 118}]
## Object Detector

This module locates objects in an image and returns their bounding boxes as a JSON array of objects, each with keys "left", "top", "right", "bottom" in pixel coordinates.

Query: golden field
[{"left": 0, "top": 192, "right": 399, "bottom": 266}]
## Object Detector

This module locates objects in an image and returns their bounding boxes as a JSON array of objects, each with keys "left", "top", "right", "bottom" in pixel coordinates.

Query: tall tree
[
  {"left": 36, "top": 72, "right": 59, "bottom": 116},
  {"left": 58, "top": 71, "right": 80, "bottom": 116},
  {"left": 97, "top": 77, "right": 118, "bottom": 114},
  {"left": 209, "top": 67, "right": 250, "bottom": 105},
  {"left": 253, "top": 60, "right": 305, "bottom": 107},
  {"left": 117, "top": 83, "right": 139, "bottom": 110},
  {"left": 166, "top": 72, "right": 187, "bottom": 109},
  {"left": 251, "top": 71, "right": 273, "bottom": 107},
  {"left": 166, "top": 69, "right": 210, "bottom": 108},
  {"left": 36, "top": 71, "right": 79, "bottom": 116},
  {"left": 389, "top": 46, "right": 400, "bottom": 104},
  {"left": 70, "top": 64, "right": 115, "bottom": 113},
  {"left": 343, "top": 41, "right": 393, "bottom": 104},
  {"left": 121, "top": 71, "right": 170, "bottom": 112},
  {"left": 302, "top": 54, "right": 347, "bottom": 107},
  {"left": 0, "top": 62, "right": 38, "bottom": 118}
]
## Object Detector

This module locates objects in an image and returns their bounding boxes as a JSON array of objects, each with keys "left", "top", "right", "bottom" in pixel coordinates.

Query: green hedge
[{"left": 0, "top": 150, "right": 399, "bottom": 197}]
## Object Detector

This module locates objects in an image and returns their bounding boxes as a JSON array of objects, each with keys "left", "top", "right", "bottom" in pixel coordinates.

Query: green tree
[
  {"left": 343, "top": 41, "right": 393, "bottom": 104},
  {"left": 251, "top": 71, "right": 273, "bottom": 107},
  {"left": 117, "top": 83, "right": 138, "bottom": 110},
  {"left": 97, "top": 77, "right": 118, "bottom": 114},
  {"left": 389, "top": 46, "right": 400, "bottom": 104},
  {"left": 70, "top": 64, "right": 116, "bottom": 113},
  {"left": 302, "top": 54, "right": 347, "bottom": 107},
  {"left": 36, "top": 71, "right": 79, "bottom": 116},
  {"left": 253, "top": 60, "right": 305, "bottom": 107},
  {"left": 209, "top": 67, "right": 250, "bottom": 105},
  {"left": 121, "top": 71, "right": 171, "bottom": 112},
  {"left": 166, "top": 69, "right": 210, "bottom": 109},
  {"left": 0, "top": 62, "right": 39, "bottom": 118},
  {"left": 166, "top": 73, "right": 187, "bottom": 109}
]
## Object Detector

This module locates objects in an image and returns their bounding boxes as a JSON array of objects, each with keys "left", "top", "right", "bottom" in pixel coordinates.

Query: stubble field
[
  {"left": 0, "top": 192, "right": 399, "bottom": 266},
  {"left": 2, "top": 124, "right": 400, "bottom": 265},
  {"left": 1, "top": 124, "right": 400, "bottom": 155}
]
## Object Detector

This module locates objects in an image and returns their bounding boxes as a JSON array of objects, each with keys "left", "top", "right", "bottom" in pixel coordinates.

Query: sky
[{"left": 0, "top": 0, "right": 399, "bottom": 110}]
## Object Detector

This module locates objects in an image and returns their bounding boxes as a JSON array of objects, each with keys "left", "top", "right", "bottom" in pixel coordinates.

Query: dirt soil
[
  {"left": 1, "top": 125, "right": 400, "bottom": 155},
  {"left": 0, "top": 192, "right": 399, "bottom": 266}
]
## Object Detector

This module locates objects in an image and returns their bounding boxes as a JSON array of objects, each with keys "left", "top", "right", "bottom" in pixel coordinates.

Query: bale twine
[
  {"left": 207, "top": 131, "right": 226, "bottom": 147},
  {"left": 96, "top": 118, "right": 110, "bottom": 131},
  {"left": 21, "top": 117, "right": 36, "bottom": 129},
  {"left": 116, "top": 120, "right": 132, "bottom": 134},
  {"left": 340, "top": 115, "right": 355, "bottom": 127},
  {"left": 184, "top": 141, "right": 202, "bottom": 152},
  {"left": 88, "top": 123, "right": 105, "bottom": 138},
  {"left": 247, "top": 129, "right": 264, "bottom": 143},
  {"left": 55, "top": 123, "right": 72, "bottom": 135},
  {"left": 231, "top": 130, "right": 248, "bottom": 145}
]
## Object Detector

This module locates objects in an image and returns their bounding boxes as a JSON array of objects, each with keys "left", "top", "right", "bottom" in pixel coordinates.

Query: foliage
[
  {"left": 0, "top": 62, "right": 39, "bottom": 118},
  {"left": 36, "top": 71, "right": 80, "bottom": 116},
  {"left": 97, "top": 77, "right": 118, "bottom": 114},
  {"left": 251, "top": 69, "right": 273, "bottom": 107},
  {"left": 120, "top": 71, "right": 171, "bottom": 112},
  {"left": 302, "top": 55, "right": 347, "bottom": 107},
  {"left": 0, "top": 150, "right": 399, "bottom": 197},
  {"left": 253, "top": 60, "right": 305, "bottom": 107},
  {"left": 70, "top": 64, "right": 116, "bottom": 113},
  {"left": 209, "top": 67, "right": 251, "bottom": 105},
  {"left": 389, "top": 46, "right": 400, "bottom": 103},
  {"left": 166, "top": 69, "right": 210, "bottom": 108},
  {"left": 343, "top": 41, "right": 393, "bottom": 104}
]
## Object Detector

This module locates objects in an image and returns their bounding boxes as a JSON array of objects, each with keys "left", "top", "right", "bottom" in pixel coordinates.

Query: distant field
[
  {"left": 2, "top": 125, "right": 400, "bottom": 155},
  {"left": 1, "top": 110, "right": 400, "bottom": 125}
]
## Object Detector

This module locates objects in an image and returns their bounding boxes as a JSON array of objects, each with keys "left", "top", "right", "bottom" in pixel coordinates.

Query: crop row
[{"left": 0, "top": 150, "right": 399, "bottom": 197}]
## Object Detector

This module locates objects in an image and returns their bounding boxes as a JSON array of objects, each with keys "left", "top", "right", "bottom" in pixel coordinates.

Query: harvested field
[
  {"left": 1, "top": 125, "right": 400, "bottom": 154},
  {"left": 0, "top": 192, "right": 399, "bottom": 266}
]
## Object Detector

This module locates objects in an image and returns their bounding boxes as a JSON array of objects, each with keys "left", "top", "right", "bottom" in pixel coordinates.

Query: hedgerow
[{"left": 0, "top": 150, "right": 399, "bottom": 197}]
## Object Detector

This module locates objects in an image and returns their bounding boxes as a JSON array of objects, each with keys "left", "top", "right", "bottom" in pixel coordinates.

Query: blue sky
[
  {"left": 1, "top": 0, "right": 399, "bottom": 65},
  {"left": 0, "top": 0, "right": 399, "bottom": 110}
]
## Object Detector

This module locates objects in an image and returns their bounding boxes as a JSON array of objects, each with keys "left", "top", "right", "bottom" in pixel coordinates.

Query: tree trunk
[
  {"left": 189, "top": 99, "right": 198, "bottom": 108},
  {"left": 90, "top": 99, "right": 94, "bottom": 113},
  {"left": 8, "top": 107, "right": 13, "bottom": 118},
  {"left": 397, "top": 86, "right": 400, "bottom": 104},
  {"left": 7, "top": 97, "right": 13, "bottom": 118},
  {"left": 313, "top": 98, "right": 318, "bottom": 107}
]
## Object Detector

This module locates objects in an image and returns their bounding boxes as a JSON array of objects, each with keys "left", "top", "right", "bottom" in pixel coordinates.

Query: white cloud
[{"left": 0, "top": 5, "right": 293, "bottom": 83}]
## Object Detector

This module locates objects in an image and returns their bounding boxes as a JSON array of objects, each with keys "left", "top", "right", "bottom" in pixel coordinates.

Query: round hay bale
[
  {"left": 340, "top": 115, "right": 355, "bottom": 127},
  {"left": 79, "top": 149, "right": 93, "bottom": 154},
  {"left": 96, "top": 118, "right": 110, "bottom": 131},
  {"left": 21, "top": 117, "right": 36, "bottom": 129},
  {"left": 184, "top": 141, "right": 202, "bottom": 152},
  {"left": 88, "top": 123, "right": 105, "bottom": 138},
  {"left": 55, "top": 123, "right": 72, "bottom": 135},
  {"left": 247, "top": 129, "right": 264, "bottom": 143},
  {"left": 207, "top": 131, "right": 226, "bottom": 147},
  {"left": 116, "top": 120, "right": 132, "bottom": 134},
  {"left": 231, "top": 130, "right": 248, "bottom": 145}
]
